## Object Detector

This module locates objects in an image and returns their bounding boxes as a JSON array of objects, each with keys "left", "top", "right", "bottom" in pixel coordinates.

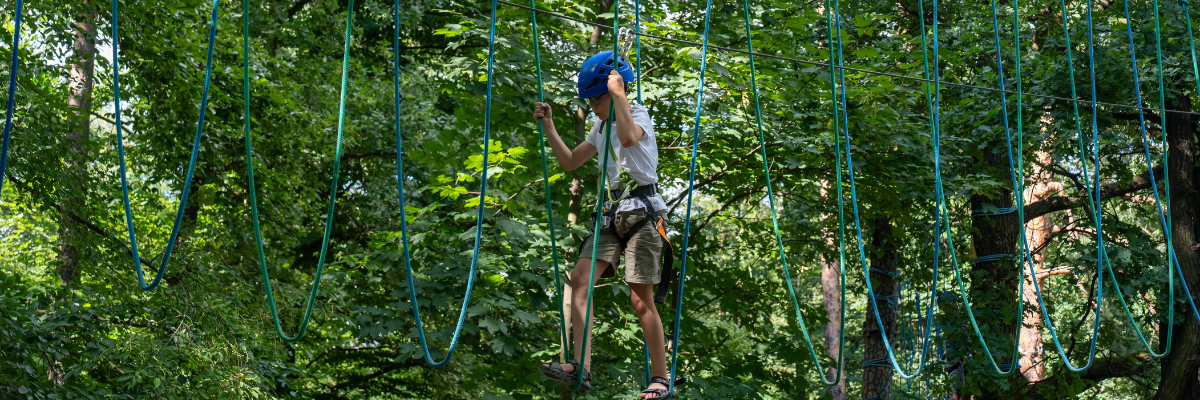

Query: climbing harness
[
  {"left": 112, "top": 0, "right": 220, "bottom": 291},
  {"left": 0, "top": 0, "right": 21, "bottom": 199}
]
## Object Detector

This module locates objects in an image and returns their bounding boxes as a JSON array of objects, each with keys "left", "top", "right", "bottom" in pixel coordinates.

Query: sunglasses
[{"left": 587, "top": 94, "right": 608, "bottom": 106}]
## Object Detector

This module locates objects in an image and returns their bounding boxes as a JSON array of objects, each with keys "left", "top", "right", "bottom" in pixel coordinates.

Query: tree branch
[{"left": 1022, "top": 165, "right": 1164, "bottom": 222}]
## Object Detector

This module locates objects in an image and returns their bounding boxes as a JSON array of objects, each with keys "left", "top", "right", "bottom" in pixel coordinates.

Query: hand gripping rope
[
  {"left": 112, "top": 0, "right": 220, "bottom": 291},
  {"left": 0, "top": 0, "right": 22, "bottom": 200},
  {"left": 744, "top": 0, "right": 849, "bottom": 386},
  {"left": 831, "top": 0, "right": 943, "bottom": 379},
  {"left": 242, "top": 0, "right": 358, "bottom": 342},
  {"left": 390, "top": 0, "right": 500, "bottom": 365}
]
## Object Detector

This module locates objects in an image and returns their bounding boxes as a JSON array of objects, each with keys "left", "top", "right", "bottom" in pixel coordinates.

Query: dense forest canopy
[{"left": 2, "top": 0, "right": 1199, "bottom": 398}]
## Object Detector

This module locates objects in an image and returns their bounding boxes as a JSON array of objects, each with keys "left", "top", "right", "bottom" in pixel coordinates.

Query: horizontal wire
[{"left": 498, "top": 0, "right": 1200, "bottom": 118}]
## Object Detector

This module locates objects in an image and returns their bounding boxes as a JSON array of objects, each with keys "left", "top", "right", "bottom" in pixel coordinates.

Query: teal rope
[
  {"left": 393, "top": 0, "right": 498, "bottom": 365},
  {"left": 0, "top": 0, "right": 21, "bottom": 200},
  {"left": 243, "top": 0, "right": 357, "bottom": 342},
  {"left": 835, "top": 0, "right": 941, "bottom": 379},
  {"left": 113, "top": 0, "right": 220, "bottom": 291},
  {"left": 632, "top": 0, "right": 652, "bottom": 386},
  {"left": 666, "top": 0, "right": 714, "bottom": 392},
  {"left": 743, "top": 0, "right": 847, "bottom": 386},
  {"left": 995, "top": 0, "right": 1104, "bottom": 373},
  {"left": 525, "top": 0, "right": 571, "bottom": 368},
  {"left": 920, "top": 0, "right": 1025, "bottom": 376},
  {"left": 569, "top": 0, "right": 624, "bottom": 390},
  {"left": 970, "top": 207, "right": 1016, "bottom": 216},
  {"left": 971, "top": 254, "right": 1012, "bottom": 264}
]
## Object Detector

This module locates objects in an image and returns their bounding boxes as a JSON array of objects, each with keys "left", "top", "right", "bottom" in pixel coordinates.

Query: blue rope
[
  {"left": 112, "top": 0, "right": 220, "bottom": 291},
  {"left": 667, "top": 0, "right": 715, "bottom": 392},
  {"left": 834, "top": 0, "right": 939, "bottom": 379},
  {"left": 873, "top": 294, "right": 900, "bottom": 309},
  {"left": 394, "top": 0, "right": 498, "bottom": 367},
  {"left": 863, "top": 358, "right": 892, "bottom": 368},
  {"left": 970, "top": 207, "right": 1016, "bottom": 216},
  {"left": 999, "top": 0, "right": 1102, "bottom": 372},
  {"left": 870, "top": 268, "right": 901, "bottom": 277},
  {"left": 0, "top": 0, "right": 21, "bottom": 200},
  {"left": 971, "top": 254, "right": 1013, "bottom": 264}
]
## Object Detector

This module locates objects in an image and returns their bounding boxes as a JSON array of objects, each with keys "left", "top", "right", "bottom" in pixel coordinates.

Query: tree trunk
[
  {"left": 1155, "top": 92, "right": 1200, "bottom": 400},
  {"left": 969, "top": 147, "right": 1026, "bottom": 399},
  {"left": 862, "top": 214, "right": 897, "bottom": 399},
  {"left": 59, "top": 0, "right": 96, "bottom": 286},
  {"left": 821, "top": 184, "right": 846, "bottom": 400},
  {"left": 1018, "top": 148, "right": 1058, "bottom": 383}
]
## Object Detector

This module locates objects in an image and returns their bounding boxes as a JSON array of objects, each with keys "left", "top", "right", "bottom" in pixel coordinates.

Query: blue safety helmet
[{"left": 577, "top": 50, "right": 636, "bottom": 100}]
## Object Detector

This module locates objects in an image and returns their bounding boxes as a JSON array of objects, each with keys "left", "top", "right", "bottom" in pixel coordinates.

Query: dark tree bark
[
  {"left": 59, "top": 0, "right": 96, "bottom": 286},
  {"left": 862, "top": 214, "right": 897, "bottom": 399},
  {"left": 969, "top": 148, "right": 1027, "bottom": 399},
  {"left": 1155, "top": 92, "right": 1200, "bottom": 400}
]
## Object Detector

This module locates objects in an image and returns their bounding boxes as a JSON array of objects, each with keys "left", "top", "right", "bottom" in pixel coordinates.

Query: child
[{"left": 534, "top": 50, "right": 673, "bottom": 400}]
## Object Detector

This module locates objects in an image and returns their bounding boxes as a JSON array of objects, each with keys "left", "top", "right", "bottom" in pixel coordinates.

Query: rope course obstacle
[{"left": 1, "top": 0, "right": 1194, "bottom": 392}]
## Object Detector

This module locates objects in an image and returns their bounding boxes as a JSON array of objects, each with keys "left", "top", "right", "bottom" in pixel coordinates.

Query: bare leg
[
  {"left": 630, "top": 282, "right": 669, "bottom": 398},
  {"left": 564, "top": 257, "right": 610, "bottom": 373}
]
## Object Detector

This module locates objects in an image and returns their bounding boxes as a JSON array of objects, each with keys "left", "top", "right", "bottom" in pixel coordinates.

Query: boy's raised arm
[
  {"left": 606, "top": 71, "right": 645, "bottom": 148},
  {"left": 534, "top": 102, "right": 596, "bottom": 172}
]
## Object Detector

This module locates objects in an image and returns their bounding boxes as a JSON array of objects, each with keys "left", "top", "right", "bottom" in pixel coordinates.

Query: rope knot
[{"left": 1182, "top": 0, "right": 1190, "bottom": 6}]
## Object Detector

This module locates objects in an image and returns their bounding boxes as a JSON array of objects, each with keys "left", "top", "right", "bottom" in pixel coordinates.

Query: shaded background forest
[{"left": 1, "top": 0, "right": 1198, "bottom": 398}]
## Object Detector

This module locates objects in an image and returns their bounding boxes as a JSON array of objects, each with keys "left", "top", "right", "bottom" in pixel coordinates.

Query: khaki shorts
[{"left": 577, "top": 209, "right": 664, "bottom": 284}]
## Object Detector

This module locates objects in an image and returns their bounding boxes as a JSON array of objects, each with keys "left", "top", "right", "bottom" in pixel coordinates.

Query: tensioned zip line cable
[
  {"left": 745, "top": 0, "right": 848, "bottom": 386},
  {"left": 243, "top": 0, "right": 358, "bottom": 342},
  {"left": 494, "top": 0, "right": 1200, "bottom": 118},
  {"left": 391, "top": 0, "right": 499, "bottom": 365},
  {"left": 0, "top": 0, "right": 23, "bottom": 200},
  {"left": 838, "top": 0, "right": 942, "bottom": 379},
  {"left": 113, "top": 0, "right": 220, "bottom": 291},
  {"left": 990, "top": 0, "right": 1105, "bottom": 372}
]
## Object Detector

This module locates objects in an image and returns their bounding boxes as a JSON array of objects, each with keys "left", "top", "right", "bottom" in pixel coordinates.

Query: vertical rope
[
  {"left": 113, "top": 0, "right": 221, "bottom": 291},
  {"left": 834, "top": 0, "right": 943, "bottom": 379},
  {"left": 750, "top": 0, "right": 848, "bottom": 386},
  {"left": 569, "top": 0, "right": 623, "bottom": 390},
  {"left": 0, "top": 0, "right": 22, "bottom": 199},
  {"left": 666, "top": 0, "right": 715, "bottom": 392},
  {"left": 525, "top": 0, "right": 572, "bottom": 368}
]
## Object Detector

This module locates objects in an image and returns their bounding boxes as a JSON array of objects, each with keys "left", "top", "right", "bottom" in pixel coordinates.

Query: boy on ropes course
[{"left": 532, "top": 50, "right": 675, "bottom": 399}]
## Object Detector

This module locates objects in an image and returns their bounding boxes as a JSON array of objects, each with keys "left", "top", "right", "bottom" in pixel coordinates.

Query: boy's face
[{"left": 587, "top": 93, "right": 610, "bottom": 120}]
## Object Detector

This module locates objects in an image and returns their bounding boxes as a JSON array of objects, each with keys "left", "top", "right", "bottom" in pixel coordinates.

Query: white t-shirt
[{"left": 584, "top": 104, "right": 667, "bottom": 213}]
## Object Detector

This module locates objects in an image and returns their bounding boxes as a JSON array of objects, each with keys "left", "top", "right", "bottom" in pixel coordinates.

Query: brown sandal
[{"left": 537, "top": 360, "right": 592, "bottom": 393}]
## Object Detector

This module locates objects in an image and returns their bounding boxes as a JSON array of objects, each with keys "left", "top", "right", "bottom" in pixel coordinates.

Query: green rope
[
  {"left": 743, "top": 0, "right": 847, "bottom": 386},
  {"left": 568, "top": 0, "right": 624, "bottom": 390},
  {"left": 526, "top": 0, "right": 571, "bottom": 368},
  {"left": 112, "top": 0, "right": 220, "bottom": 291},
  {"left": 835, "top": 0, "right": 941, "bottom": 379},
  {"left": 994, "top": 0, "right": 1104, "bottom": 372},
  {"left": 393, "top": 0, "right": 501, "bottom": 366},
  {"left": 921, "top": 0, "right": 1024, "bottom": 376},
  {"left": 242, "top": 0, "right": 357, "bottom": 342}
]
